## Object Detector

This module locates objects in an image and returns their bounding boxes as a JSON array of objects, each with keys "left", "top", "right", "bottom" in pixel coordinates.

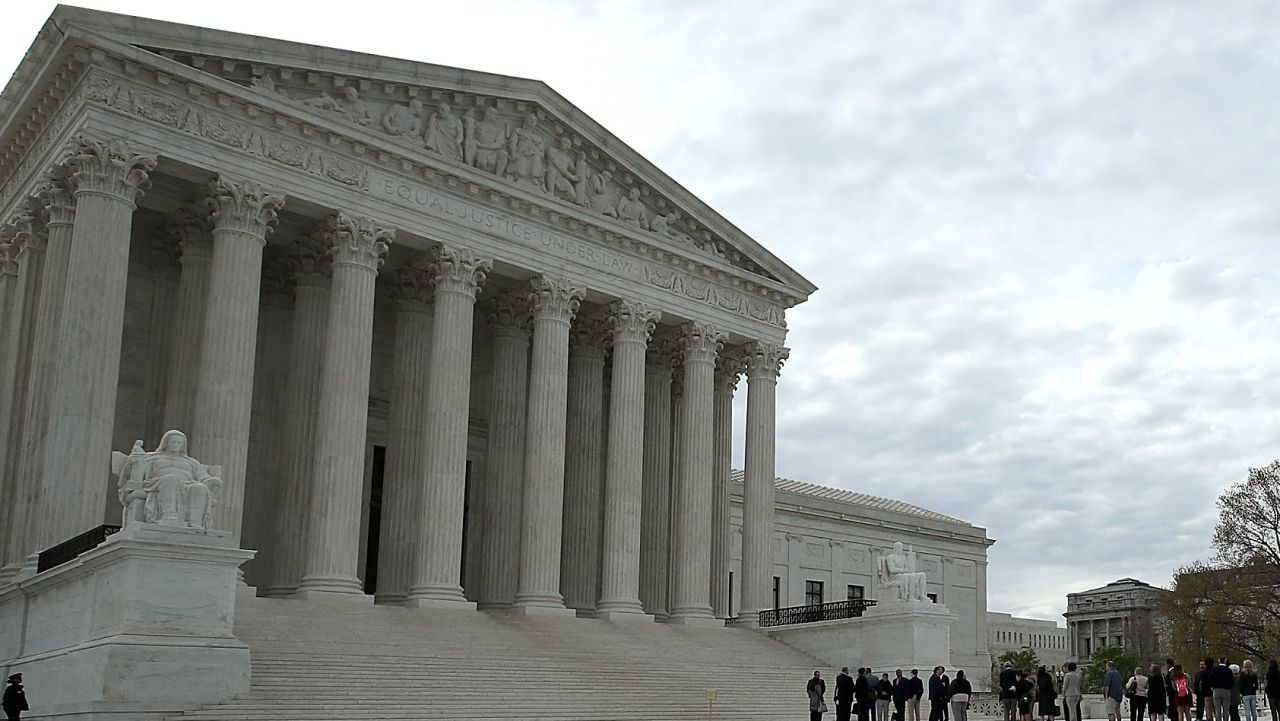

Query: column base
[
  {"left": 508, "top": 603, "right": 577, "bottom": 618},
  {"left": 259, "top": 584, "right": 300, "bottom": 599},
  {"left": 292, "top": 588, "right": 374, "bottom": 603},
  {"left": 295, "top": 573, "right": 365, "bottom": 597},
  {"left": 664, "top": 614, "right": 726, "bottom": 628},
  {"left": 735, "top": 610, "right": 762, "bottom": 629},
  {"left": 595, "top": 608, "right": 655, "bottom": 623},
  {"left": 402, "top": 596, "right": 477, "bottom": 611}
]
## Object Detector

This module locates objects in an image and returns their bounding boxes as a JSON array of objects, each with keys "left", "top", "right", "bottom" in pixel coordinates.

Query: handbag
[{"left": 819, "top": 701, "right": 830, "bottom": 713}]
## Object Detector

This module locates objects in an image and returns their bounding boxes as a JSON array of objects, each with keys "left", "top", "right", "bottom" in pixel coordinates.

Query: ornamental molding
[{"left": 1, "top": 57, "right": 792, "bottom": 330}]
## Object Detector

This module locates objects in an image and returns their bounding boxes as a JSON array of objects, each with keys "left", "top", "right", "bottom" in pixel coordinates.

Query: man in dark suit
[
  {"left": 892, "top": 669, "right": 911, "bottom": 721},
  {"left": 928, "top": 666, "right": 950, "bottom": 721},
  {"left": 909, "top": 669, "right": 925, "bottom": 721},
  {"left": 856, "top": 667, "right": 873, "bottom": 721},
  {"left": 998, "top": 661, "right": 1019, "bottom": 721},
  {"left": 835, "top": 667, "right": 856, "bottom": 721}
]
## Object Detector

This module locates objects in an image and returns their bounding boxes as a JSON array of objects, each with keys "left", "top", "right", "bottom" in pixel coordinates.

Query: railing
[
  {"left": 36, "top": 524, "right": 122, "bottom": 573},
  {"left": 757, "top": 598, "right": 878, "bottom": 627}
]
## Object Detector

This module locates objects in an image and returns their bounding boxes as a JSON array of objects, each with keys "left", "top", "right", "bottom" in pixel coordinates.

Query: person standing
[
  {"left": 893, "top": 669, "right": 912, "bottom": 721},
  {"left": 950, "top": 670, "right": 973, "bottom": 721},
  {"left": 1239, "top": 661, "right": 1258, "bottom": 721},
  {"left": 2, "top": 674, "right": 27, "bottom": 721},
  {"left": 1016, "top": 670, "right": 1037, "bottom": 721},
  {"left": 810, "top": 671, "right": 829, "bottom": 721},
  {"left": 1105, "top": 661, "right": 1126, "bottom": 721},
  {"left": 1150, "top": 664, "right": 1169, "bottom": 721},
  {"left": 1000, "top": 662, "right": 1020, "bottom": 721},
  {"left": 1171, "top": 665, "right": 1195, "bottom": 721},
  {"left": 909, "top": 669, "right": 925, "bottom": 721},
  {"left": 1062, "top": 663, "right": 1084, "bottom": 721},
  {"left": 1038, "top": 665, "right": 1059, "bottom": 721},
  {"left": 836, "top": 667, "right": 856, "bottom": 721},
  {"left": 1263, "top": 660, "right": 1280, "bottom": 721},
  {"left": 1198, "top": 659, "right": 1214, "bottom": 721},
  {"left": 929, "top": 666, "right": 951, "bottom": 721},
  {"left": 1129, "top": 666, "right": 1150, "bottom": 721},
  {"left": 1228, "top": 665, "right": 1242, "bottom": 721},
  {"left": 869, "top": 669, "right": 879, "bottom": 721},
  {"left": 857, "top": 668, "right": 874, "bottom": 721},
  {"left": 1210, "top": 659, "right": 1235, "bottom": 721},
  {"left": 877, "top": 673, "right": 894, "bottom": 721}
]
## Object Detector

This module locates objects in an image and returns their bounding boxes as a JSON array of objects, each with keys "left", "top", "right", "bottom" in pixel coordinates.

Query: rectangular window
[
  {"left": 847, "top": 584, "right": 865, "bottom": 601},
  {"left": 773, "top": 576, "right": 780, "bottom": 610},
  {"left": 805, "top": 580, "right": 824, "bottom": 606}
]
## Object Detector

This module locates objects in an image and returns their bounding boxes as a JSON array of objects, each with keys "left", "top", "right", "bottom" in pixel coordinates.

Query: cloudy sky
[{"left": 4, "top": 1, "right": 1278, "bottom": 622}]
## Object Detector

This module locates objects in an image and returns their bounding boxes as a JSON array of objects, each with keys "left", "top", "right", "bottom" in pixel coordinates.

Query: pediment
[{"left": 1, "top": 6, "right": 816, "bottom": 304}]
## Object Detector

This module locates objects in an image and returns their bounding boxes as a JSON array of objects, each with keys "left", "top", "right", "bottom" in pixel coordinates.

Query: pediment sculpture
[
  {"left": 112, "top": 430, "right": 223, "bottom": 530},
  {"left": 877, "top": 541, "right": 928, "bottom": 603}
]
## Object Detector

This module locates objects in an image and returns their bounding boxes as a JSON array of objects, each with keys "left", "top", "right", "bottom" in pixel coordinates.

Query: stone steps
[{"left": 167, "top": 595, "right": 828, "bottom": 720}]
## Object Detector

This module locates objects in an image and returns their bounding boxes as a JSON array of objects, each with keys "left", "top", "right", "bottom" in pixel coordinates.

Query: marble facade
[{"left": 0, "top": 7, "right": 815, "bottom": 633}]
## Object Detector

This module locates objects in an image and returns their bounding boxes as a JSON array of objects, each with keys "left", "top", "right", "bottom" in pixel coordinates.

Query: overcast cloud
[{"left": 3, "top": 0, "right": 1277, "bottom": 623}]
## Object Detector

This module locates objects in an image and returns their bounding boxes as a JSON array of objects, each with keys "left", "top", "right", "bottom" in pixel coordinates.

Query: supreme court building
[{"left": 0, "top": 7, "right": 816, "bottom": 627}]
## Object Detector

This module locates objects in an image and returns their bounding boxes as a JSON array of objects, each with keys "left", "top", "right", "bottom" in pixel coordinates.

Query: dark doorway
[{"left": 362, "top": 445, "right": 386, "bottom": 595}]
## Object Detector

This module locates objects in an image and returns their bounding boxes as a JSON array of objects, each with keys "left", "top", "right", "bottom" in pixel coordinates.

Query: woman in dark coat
[
  {"left": 1037, "top": 666, "right": 1059, "bottom": 720},
  {"left": 808, "top": 671, "right": 828, "bottom": 721},
  {"left": 1148, "top": 664, "right": 1168, "bottom": 721},
  {"left": 3, "top": 673, "right": 28, "bottom": 721},
  {"left": 1266, "top": 660, "right": 1280, "bottom": 721},
  {"left": 1016, "top": 671, "right": 1037, "bottom": 721}
]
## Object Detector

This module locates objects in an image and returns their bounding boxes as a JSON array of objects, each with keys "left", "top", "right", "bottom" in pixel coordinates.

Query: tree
[
  {"left": 1083, "top": 646, "right": 1138, "bottom": 693},
  {"left": 990, "top": 649, "right": 1041, "bottom": 691},
  {"left": 1159, "top": 460, "right": 1280, "bottom": 664}
]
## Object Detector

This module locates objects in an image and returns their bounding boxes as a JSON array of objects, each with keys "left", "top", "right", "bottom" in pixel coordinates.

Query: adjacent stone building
[
  {"left": 730, "top": 473, "right": 996, "bottom": 676},
  {"left": 1064, "top": 578, "right": 1169, "bottom": 665},
  {"left": 988, "top": 611, "right": 1070, "bottom": 670}
]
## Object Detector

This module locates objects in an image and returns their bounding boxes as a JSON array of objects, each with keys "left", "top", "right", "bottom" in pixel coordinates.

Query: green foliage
[{"left": 1083, "top": 646, "right": 1138, "bottom": 693}]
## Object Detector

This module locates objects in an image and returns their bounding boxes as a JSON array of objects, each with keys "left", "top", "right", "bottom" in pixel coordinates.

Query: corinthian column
[
  {"left": 405, "top": 246, "right": 490, "bottom": 608},
  {"left": 3, "top": 210, "right": 47, "bottom": 569},
  {"left": 374, "top": 265, "right": 433, "bottom": 604},
  {"left": 296, "top": 213, "right": 393, "bottom": 598},
  {"left": 512, "top": 275, "right": 585, "bottom": 615},
  {"left": 560, "top": 316, "right": 607, "bottom": 613},
  {"left": 39, "top": 136, "right": 155, "bottom": 549},
  {"left": 0, "top": 244, "right": 16, "bottom": 569},
  {"left": 189, "top": 176, "right": 284, "bottom": 543},
  {"left": 597, "top": 300, "right": 661, "bottom": 621},
  {"left": 263, "top": 233, "right": 330, "bottom": 597},
  {"left": 710, "top": 348, "right": 743, "bottom": 619},
  {"left": 668, "top": 321, "right": 725, "bottom": 625},
  {"left": 476, "top": 293, "right": 530, "bottom": 609},
  {"left": 638, "top": 337, "right": 675, "bottom": 617},
  {"left": 162, "top": 205, "right": 213, "bottom": 434},
  {"left": 738, "top": 340, "right": 788, "bottom": 628}
]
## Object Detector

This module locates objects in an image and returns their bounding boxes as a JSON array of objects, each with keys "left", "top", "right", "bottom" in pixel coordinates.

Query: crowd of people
[{"left": 806, "top": 659, "right": 1280, "bottom": 721}]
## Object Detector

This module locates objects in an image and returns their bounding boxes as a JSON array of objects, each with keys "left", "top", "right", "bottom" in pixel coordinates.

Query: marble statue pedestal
[
  {"left": 0, "top": 523, "right": 255, "bottom": 721},
  {"left": 858, "top": 600, "right": 957, "bottom": 671}
]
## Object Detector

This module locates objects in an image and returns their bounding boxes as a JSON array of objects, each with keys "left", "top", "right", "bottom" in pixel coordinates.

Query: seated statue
[
  {"left": 878, "top": 541, "right": 929, "bottom": 603},
  {"left": 113, "top": 430, "right": 223, "bottom": 530}
]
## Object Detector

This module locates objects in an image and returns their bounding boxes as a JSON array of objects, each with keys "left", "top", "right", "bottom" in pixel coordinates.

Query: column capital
[
  {"left": 645, "top": 335, "right": 679, "bottom": 372},
  {"left": 428, "top": 244, "right": 491, "bottom": 299},
  {"left": 528, "top": 275, "right": 585, "bottom": 323},
  {"left": 677, "top": 321, "right": 725, "bottom": 364},
  {"left": 172, "top": 203, "right": 214, "bottom": 260},
  {"left": 744, "top": 341, "right": 789, "bottom": 380},
  {"left": 569, "top": 316, "right": 609, "bottom": 360},
  {"left": 288, "top": 229, "right": 330, "bottom": 288},
  {"left": 487, "top": 291, "right": 531, "bottom": 333},
  {"left": 37, "top": 176, "right": 75, "bottom": 228},
  {"left": 60, "top": 134, "right": 155, "bottom": 205},
  {"left": 715, "top": 345, "right": 747, "bottom": 392},
  {"left": 5, "top": 209, "right": 46, "bottom": 255},
  {"left": 387, "top": 264, "right": 433, "bottom": 310},
  {"left": 607, "top": 299, "right": 660, "bottom": 346},
  {"left": 322, "top": 211, "right": 394, "bottom": 270},
  {"left": 205, "top": 175, "right": 285, "bottom": 241}
]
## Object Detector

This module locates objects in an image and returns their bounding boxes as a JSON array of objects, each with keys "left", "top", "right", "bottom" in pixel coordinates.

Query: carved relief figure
[
  {"left": 302, "top": 90, "right": 342, "bottom": 113},
  {"left": 571, "top": 151, "right": 591, "bottom": 206},
  {"left": 342, "top": 87, "right": 373, "bottom": 126},
  {"left": 249, "top": 74, "right": 291, "bottom": 100},
  {"left": 381, "top": 99, "right": 424, "bottom": 141},
  {"left": 544, "top": 136, "right": 579, "bottom": 199},
  {"left": 424, "top": 103, "right": 465, "bottom": 161},
  {"left": 615, "top": 187, "right": 649, "bottom": 229},
  {"left": 650, "top": 209, "right": 693, "bottom": 244},
  {"left": 877, "top": 541, "right": 929, "bottom": 603},
  {"left": 464, "top": 107, "right": 510, "bottom": 175},
  {"left": 507, "top": 113, "right": 546, "bottom": 188},
  {"left": 588, "top": 170, "right": 618, "bottom": 215},
  {"left": 112, "top": 430, "right": 223, "bottom": 530}
]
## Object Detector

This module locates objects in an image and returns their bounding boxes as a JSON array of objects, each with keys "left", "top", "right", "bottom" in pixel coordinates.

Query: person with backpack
[{"left": 1172, "top": 664, "right": 1196, "bottom": 721}]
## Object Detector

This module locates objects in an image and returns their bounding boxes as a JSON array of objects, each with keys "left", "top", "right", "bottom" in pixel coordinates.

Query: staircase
[{"left": 167, "top": 594, "right": 829, "bottom": 721}]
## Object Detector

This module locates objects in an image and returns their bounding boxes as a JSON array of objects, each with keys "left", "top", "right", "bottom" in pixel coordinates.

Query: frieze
[
  {"left": 73, "top": 68, "right": 786, "bottom": 328},
  {"left": 0, "top": 61, "right": 89, "bottom": 215}
]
